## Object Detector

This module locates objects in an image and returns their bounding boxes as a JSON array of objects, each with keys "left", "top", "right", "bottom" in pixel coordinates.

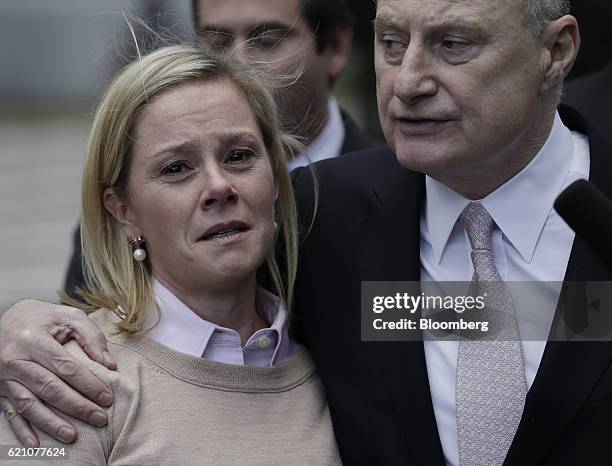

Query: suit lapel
[
  {"left": 506, "top": 107, "right": 612, "bottom": 465},
  {"left": 354, "top": 164, "right": 446, "bottom": 466}
]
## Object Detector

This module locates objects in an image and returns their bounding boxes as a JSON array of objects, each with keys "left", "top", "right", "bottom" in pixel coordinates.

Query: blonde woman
[{"left": 0, "top": 44, "right": 339, "bottom": 465}]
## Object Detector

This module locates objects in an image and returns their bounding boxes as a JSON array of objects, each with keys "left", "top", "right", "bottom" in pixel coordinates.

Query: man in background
[{"left": 194, "top": 0, "right": 379, "bottom": 169}]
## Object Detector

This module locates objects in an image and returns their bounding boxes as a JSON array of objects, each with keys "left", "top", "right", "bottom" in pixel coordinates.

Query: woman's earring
[{"left": 128, "top": 236, "right": 147, "bottom": 262}]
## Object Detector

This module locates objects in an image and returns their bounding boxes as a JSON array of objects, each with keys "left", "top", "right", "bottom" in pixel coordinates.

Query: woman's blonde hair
[{"left": 68, "top": 44, "right": 299, "bottom": 334}]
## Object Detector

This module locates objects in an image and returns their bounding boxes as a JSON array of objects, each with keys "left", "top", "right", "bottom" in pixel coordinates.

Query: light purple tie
[{"left": 456, "top": 202, "right": 527, "bottom": 466}]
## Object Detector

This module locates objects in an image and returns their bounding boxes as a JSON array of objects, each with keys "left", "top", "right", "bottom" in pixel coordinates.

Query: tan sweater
[{"left": 0, "top": 309, "right": 341, "bottom": 465}]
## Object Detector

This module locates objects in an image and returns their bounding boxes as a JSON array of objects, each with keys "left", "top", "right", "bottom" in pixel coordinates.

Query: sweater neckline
[{"left": 106, "top": 328, "right": 315, "bottom": 393}]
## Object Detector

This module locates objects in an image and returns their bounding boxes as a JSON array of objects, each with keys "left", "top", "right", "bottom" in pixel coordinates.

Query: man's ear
[
  {"left": 540, "top": 15, "right": 580, "bottom": 93},
  {"left": 103, "top": 188, "right": 140, "bottom": 237},
  {"left": 321, "top": 25, "right": 353, "bottom": 84}
]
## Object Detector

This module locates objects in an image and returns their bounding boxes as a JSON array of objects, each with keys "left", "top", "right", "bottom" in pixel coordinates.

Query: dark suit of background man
[
  {"left": 1, "top": 0, "right": 611, "bottom": 465},
  {"left": 560, "top": 1, "right": 612, "bottom": 140},
  {"left": 563, "top": 61, "right": 612, "bottom": 139}
]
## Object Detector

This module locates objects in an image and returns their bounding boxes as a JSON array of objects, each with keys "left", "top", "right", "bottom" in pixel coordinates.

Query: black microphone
[{"left": 554, "top": 179, "right": 612, "bottom": 271}]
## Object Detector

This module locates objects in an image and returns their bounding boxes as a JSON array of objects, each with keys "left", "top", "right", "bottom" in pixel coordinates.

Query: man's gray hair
[{"left": 526, "top": 0, "right": 571, "bottom": 37}]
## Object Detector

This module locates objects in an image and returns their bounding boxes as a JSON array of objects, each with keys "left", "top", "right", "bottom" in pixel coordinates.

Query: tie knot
[{"left": 460, "top": 202, "right": 494, "bottom": 251}]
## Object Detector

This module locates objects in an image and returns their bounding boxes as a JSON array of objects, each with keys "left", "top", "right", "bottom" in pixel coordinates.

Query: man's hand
[{"left": 0, "top": 300, "right": 117, "bottom": 447}]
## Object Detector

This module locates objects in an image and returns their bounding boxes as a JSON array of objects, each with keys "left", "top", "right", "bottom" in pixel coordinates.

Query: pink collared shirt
[{"left": 146, "top": 281, "right": 299, "bottom": 366}]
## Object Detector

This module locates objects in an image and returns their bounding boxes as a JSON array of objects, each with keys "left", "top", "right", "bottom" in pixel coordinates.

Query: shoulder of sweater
[{"left": 67, "top": 308, "right": 157, "bottom": 381}]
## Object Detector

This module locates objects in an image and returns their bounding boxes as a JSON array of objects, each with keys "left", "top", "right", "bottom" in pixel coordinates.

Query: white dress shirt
[
  {"left": 421, "top": 112, "right": 590, "bottom": 466},
  {"left": 287, "top": 97, "right": 345, "bottom": 171},
  {"left": 147, "top": 280, "right": 299, "bottom": 366}
]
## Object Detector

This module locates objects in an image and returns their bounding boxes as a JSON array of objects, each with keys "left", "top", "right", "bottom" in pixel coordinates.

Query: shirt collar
[
  {"left": 286, "top": 97, "right": 345, "bottom": 171},
  {"left": 146, "top": 280, "right": 287, "bottom": 359},
  {"left": 426, "top": 111, "right": 574, "bottom": 263}
]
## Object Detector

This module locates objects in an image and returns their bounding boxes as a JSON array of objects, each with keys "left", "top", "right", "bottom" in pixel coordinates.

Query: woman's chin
[{"left": 196, "top": 261, "right": 261, "bottom": 290}]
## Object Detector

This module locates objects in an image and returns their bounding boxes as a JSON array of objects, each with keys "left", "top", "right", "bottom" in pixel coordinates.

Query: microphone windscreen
[{"left": 554, "top": 179, "right": 612, "bottom": 271}]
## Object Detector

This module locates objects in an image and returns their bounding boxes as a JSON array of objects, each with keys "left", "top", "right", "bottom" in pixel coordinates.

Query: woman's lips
[
  {"left": 200, "top": 220, "right": 250, "bottom": 241},
  {"left": 201, "top": 228, "right": 249, "bottom": 245},
  {"left": 202, "top": 227, "right": 248, "bottom": 240}
]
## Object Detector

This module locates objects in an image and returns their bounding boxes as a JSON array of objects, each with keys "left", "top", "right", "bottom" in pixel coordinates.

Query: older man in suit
[
  {"left": 2, "top": 0, "right": 611, "bottom": 465},
  {"left": 293, "top": 0, "right": 612, "bottom": 464}
]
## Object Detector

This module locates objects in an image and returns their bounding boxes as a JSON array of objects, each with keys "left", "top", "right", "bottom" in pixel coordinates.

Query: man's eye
[
  {"left": 252, "top": 34, "right": 285, "bottom": 51},
  {"left": 199, "top": 33, "right": 233, "bottom": 53},
  {"left": 379, "top": 37, "right": 407, "bottom": 61},
  {"left": 441, "top": 39, "right": 470, "bottom": 52},
  {"left": 255, "top": 37, "right": 281, "bottom": 51},
  {"left": 161, "top": 160, "right": 191, "bottom": 175},
  {"left": 383, "top": 39, "right": 405, "bottom": 51}
]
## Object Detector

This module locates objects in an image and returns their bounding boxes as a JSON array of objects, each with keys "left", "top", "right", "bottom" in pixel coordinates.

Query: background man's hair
[
  {"left": 526, "top": 0, "right": 571, "bottom": 37},
  {"left": 301, "top": 0, "right": 354, "bottom": 52},
  {"left": 191, "top": 0, "right": 354, "bottom": 52}
]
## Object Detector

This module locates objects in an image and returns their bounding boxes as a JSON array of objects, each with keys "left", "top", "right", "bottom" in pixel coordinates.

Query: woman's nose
[{"left": 200, "top": 168, "right": 238, "bottom": 210}]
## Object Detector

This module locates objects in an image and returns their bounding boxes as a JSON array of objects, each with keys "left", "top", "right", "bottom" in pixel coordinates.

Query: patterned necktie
[{"left": 456, "top": 202, "right": 527, "bottom": 466}]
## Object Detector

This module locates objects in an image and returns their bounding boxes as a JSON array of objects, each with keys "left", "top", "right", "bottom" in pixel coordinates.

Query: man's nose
[
  {"left": 393, "top": 42, "right": 438, "bottom": 104},
  {"left": 200, "top": 167, "right": 238, "bottom": 211}
]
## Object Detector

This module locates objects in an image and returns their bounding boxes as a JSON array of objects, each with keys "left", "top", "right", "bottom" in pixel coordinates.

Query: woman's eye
[
  {"left": 226, "top": 149, "right": 256, "bottom": 164},
  {"left": 161, "top": 160, "right": 190, "bottom": 175}
]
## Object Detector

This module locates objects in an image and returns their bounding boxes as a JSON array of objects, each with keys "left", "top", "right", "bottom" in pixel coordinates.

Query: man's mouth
[
  {"left": 396, "top": 117, "right": 453, "bottom": 134},
  {"left": 400, "top": 116, "right": 448, "bottom": 123}
]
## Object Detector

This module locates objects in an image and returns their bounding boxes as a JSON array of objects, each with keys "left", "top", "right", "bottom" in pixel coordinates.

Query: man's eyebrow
[
  {"left": 246, "top": 22, "right": 296, "bottom": 39},
  {"left": 196, "top": 22, "right": 295, "bottom": 39},
  {"left": 428, "top": 16, "right": 487, "bottom": 34},
  {"left": 372, "top": 16, "right": 397, "bottom": 35},
  {"left": 373, "top": 15, "right": 486, "bottom": 35},
  {"left": 196, "top": 25, "right": 233, "bottom": 36}
]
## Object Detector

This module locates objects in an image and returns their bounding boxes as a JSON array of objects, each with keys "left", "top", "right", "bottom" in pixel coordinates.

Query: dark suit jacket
[
  {"left": 340, "top": 110, "right": 381, "bottom": 155},
  {"left": 291, "top": 105, "right": 612, "bottom": 465},
  {"left": 63, "top": 110, "right": 380, "bottom": 297}
]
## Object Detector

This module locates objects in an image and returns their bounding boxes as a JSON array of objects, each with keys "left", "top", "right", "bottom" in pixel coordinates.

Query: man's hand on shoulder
[{"left": 0, "top": 299, "right": 117, "bottom": 447}]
